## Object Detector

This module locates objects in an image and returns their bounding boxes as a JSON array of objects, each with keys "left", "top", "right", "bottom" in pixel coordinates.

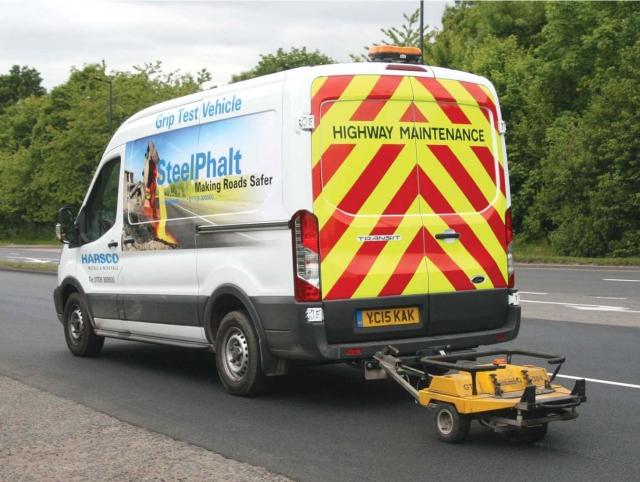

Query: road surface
[
  {"left": 0, "top": 268, "right": 639, "bottom": 481},
  {"left": 0, "top": 246, "right": 60, "bottom": 265}
]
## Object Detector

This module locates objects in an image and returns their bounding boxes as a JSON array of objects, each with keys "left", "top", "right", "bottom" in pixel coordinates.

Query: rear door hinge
[
  {"left": 297, "top": 113, "right": 315, "bottom": 131},
  {"left": 498, "top": 120, "right": 507, "bottom": 135}
]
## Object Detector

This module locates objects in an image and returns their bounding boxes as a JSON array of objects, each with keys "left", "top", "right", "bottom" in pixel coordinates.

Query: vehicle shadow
[
  {"left": 97, "top": 340, "right": 409, "bottom": 408},
  {"left": 75, "top": 342, "right": 564, "bottom": 449}
]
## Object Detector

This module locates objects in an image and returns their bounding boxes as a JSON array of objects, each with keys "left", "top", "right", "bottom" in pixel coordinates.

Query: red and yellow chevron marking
[{"left": 311, "top": 74, "right": 508, "bottom": 300}]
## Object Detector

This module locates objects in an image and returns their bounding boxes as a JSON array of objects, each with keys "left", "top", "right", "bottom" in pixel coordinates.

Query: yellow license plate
[{"left": 356, "top": 307, "right": 420, "bottom": 328}]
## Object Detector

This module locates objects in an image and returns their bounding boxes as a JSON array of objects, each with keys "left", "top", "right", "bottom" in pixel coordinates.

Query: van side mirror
[{"left": 55, "top": 206, "right": 78, "bottom": 246}]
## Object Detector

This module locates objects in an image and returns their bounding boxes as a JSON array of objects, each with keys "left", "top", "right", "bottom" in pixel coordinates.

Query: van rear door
[
  {"left": 311, "top": 74, "right": 428, "bottom": 343},
  {"left": 311, "top": 73, "right": 509, "bottom": 344},
  {"left": 410, "top": 76, "right": 509, "bottom": 335}
]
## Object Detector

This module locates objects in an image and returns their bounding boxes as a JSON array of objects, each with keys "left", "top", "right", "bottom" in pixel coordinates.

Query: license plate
[{"left": 356, "top": 307, "right": 420, "bottom": 328}]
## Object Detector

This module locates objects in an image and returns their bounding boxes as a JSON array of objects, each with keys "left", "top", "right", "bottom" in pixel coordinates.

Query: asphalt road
[
  {"left": 517, "top": 265, "right": 640, "bottom": 327},
  {"left": 0, "top": 246, "right": 60, "bottom": 265},
  {"left": 1, "top": 269, "right": 639, "bottom": 481}
]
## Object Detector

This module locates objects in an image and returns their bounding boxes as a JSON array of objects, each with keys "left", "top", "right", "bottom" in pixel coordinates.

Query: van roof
[{"left": 107, "top": 62, "right": 494, "bottom": 153}]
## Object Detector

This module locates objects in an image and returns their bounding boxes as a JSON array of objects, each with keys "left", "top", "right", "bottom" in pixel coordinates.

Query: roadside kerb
[{"left": 0, "top": 375, "right": 292, "bottom": 482}]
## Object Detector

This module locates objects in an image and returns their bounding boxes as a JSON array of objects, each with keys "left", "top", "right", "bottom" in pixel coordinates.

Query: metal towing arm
[{"left": 370, "top": 346, "right": 587, "bottom": 443}]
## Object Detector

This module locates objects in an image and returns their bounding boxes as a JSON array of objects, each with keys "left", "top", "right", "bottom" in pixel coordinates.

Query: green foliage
[
  {"left": 351, "top": 8, "right": 433, "bottom": 62},
  {"left": 379, "top": 9, "right": 425, "bottom": 47},
  {"left": 0, "top": 62, "right": 210, "bottom": 237},
  {"left": 377, "top": 1, "right": 640, "bottom": 257},
  {"left": 0, "top": 65, "right": 46, "bottom": 113},
  {"left": 232, "top": 47, "right": 334, "bottom": 82}
]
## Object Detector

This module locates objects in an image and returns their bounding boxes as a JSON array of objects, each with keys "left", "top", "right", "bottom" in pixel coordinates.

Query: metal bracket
[
  {"left": 498, "top": 120, "right": 507, "bottom": 135},
  {"left": 297, "top": 113, "right": 315, "bottom": 131},
  {"left": 521, "top": 369, "right": 532, "bottom": 386},
  {"left": 490, "top": 373, "right": 503, "bottom": 396}
]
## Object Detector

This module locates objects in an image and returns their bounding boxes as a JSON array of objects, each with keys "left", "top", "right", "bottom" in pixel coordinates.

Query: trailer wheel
[
  {"left": 506, "top": 423, "right": 548, "bottom": 443},
  {"left": 433, "top": 404, "right": 471, "bottom": 443}
]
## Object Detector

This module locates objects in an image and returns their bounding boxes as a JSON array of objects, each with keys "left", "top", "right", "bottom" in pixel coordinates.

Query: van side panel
[
  {"left": 118, "top": 79, "right": 290, "bottom": 340},
  {"left": 196, "top": 81, "right": 293, "bottom": 304}
]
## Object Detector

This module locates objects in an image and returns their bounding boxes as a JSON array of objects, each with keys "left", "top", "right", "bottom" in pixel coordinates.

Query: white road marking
[
  {"left": 520, "top": 291, "right": 548, "bottom": 295},
  {"left": 550, "top": 373, "right": 640, "bottom": 390},
  {"left": 521, "top": 299, "right": 640, "bottom": 314},
  {"left": 603, "top": 278, "right": 640, "bottom": 283},
  {"left": 572, "top": 305, "right": 640, "bottom": 313},
  {"left": 7, "top": 256, "right": 55, "bottom": 264},
  {"left": 592, "top": 296, "right": 627, "bottom": 300}
]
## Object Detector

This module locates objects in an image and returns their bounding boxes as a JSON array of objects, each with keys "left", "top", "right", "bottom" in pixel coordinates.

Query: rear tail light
[
  {"left": 505, "top": 207, "right": 515, "bottom": 288},
  {"left": 291, "top": 210, "right": 321, "bottom": 302}
]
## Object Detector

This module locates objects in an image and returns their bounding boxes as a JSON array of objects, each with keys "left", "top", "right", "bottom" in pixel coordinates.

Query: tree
[
  {"left": 379, "top": 8, "right": 426, "bottom": 47},
  {"left": 0, "top": 65, "right": 46, "bottom": 113},
  {"left": 526, "top": 3, "right": 640, "bottom": 256},
  {"left": 232, "top": 47, "right": 334, "bottom": 82},
  {"left": 0, "top": 62, "right": 211, "bottom": 237},
  {"left": 350, "top": 8, "right": 433, "bottom": 61}
]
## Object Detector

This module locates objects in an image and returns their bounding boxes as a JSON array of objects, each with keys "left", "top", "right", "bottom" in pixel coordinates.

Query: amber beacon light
[{"left": 368, "top": 45, "right": 423, "bottom": 64}]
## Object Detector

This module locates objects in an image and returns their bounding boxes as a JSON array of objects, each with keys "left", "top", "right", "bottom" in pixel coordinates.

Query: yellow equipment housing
[
  {"left": 372, "top": 347, "right": 586, "bottom": 443},
  {"left": 418, "top": 364, "right": 572, "bottom": 414}
]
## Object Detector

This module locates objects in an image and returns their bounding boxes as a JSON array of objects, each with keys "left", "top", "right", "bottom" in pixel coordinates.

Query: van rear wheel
[{"left": 215, "top": 310, "right": 271, "bottom": 396}]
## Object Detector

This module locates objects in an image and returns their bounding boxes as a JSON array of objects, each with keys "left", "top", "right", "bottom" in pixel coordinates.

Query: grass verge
[
  {"left": 0, "top": 237, "right": 57, "bottom": 246},
  {"left": 0, "top": 260, "right": 57, "bottom": 273},
  {"left": 514, "top": 240, "right": 640, "bottom": 266}
]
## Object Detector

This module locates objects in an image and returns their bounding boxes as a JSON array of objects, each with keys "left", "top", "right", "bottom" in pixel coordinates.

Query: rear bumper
[{"left": 254, "top": 294, "right": 521, "bottom": 362}]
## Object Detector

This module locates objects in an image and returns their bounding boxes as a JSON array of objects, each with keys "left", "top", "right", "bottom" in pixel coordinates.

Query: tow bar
[{"left": 370, "top": 346, "right": 587, "bottom": 443}]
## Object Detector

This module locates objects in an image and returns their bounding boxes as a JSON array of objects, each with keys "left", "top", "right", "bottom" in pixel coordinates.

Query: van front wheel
[
  {"left": 63, "top": 292, "right": 104, "bottom": 357},
  {"left": 215, "top": 310, "right": 271, "bottom": 396}
]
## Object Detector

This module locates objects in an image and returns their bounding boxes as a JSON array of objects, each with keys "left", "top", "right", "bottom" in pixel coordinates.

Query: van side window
[{"left": 82, "top": 158, "right": 120, "bottom": 243}]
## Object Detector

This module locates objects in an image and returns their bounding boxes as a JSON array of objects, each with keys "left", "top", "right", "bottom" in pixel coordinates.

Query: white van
[{"left": 54, "top": 56, "right": 521, "bottom": 396}]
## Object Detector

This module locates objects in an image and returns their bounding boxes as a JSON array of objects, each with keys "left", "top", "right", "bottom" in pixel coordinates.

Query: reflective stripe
[{"left": 350, "top": 76, "right": 404, "bottom": 121}]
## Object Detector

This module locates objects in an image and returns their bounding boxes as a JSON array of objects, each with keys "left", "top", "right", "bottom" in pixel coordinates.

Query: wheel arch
[
  {"left": 56, "top": 277, "right": 94, "bottom": 326},
  {"left": 202, "top": 284, "right": 285, "bottom": 376},
  {"left": 56, "top": 276, "right": 86, "bottom": 321}
]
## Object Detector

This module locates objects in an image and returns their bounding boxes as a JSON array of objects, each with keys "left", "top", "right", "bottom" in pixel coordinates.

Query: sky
[{"left": 0, "top": 0, "right": 447, "bottom": 90}]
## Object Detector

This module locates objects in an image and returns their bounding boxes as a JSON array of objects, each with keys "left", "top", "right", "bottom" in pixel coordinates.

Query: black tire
[
  {"left": 63, "top": 292, "right": 104, "bottom": 357},
  {"left": 506, "top": 423, "right": 548, "bottom": 443},
  {"left": 433, "top": 404, "right": 471, "bottom": 443},
  {"left": 215, "top": 310, "right": 271, "bottom": 397}
]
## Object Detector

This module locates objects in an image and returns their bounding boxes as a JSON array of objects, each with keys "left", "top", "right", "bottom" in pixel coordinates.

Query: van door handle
[
  {"left": 435, "top": 230, "right": 460, "bottom": 240},
  {"left": 107, "top": 240, "right": 119, "bottom": 248},
  {"left": 123, "top": 237, "right": 135, "bottom": 246}
]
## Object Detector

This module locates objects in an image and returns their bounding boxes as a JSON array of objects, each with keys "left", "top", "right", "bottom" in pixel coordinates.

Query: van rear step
[{"left": 369, "top": 346, "right": 586, "bottom": 443}]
